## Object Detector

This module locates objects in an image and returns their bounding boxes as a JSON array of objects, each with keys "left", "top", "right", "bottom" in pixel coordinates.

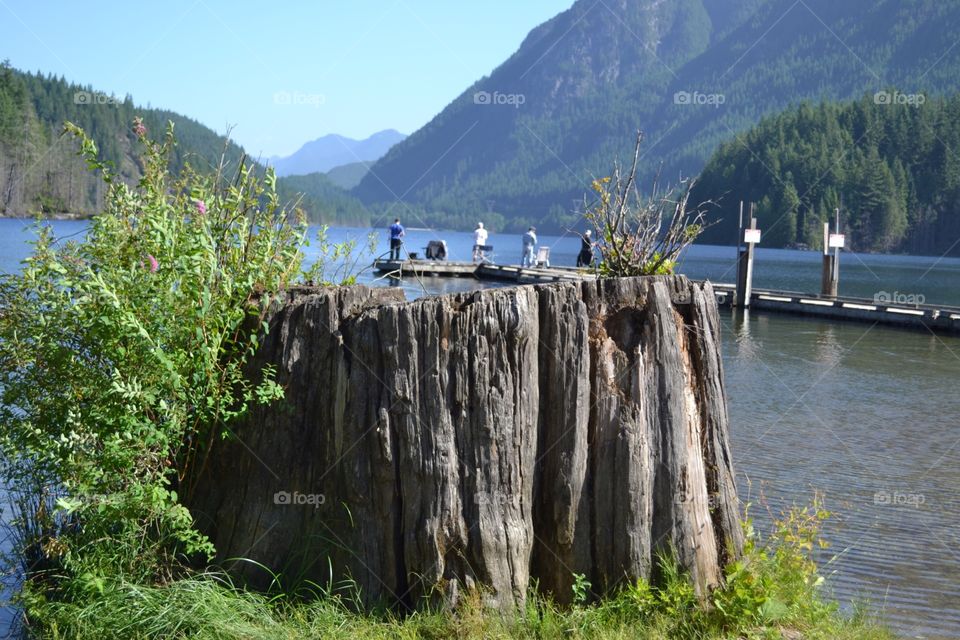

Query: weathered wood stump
[{"left": 186, "top": 276, "right": 743, "bottom": 609}]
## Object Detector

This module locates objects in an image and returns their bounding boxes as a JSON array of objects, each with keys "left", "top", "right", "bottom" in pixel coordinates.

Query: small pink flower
[
  {"left": 195, "top": 199, "right": 207, "bottom": 215},
  {"left": 133, "top": 117, "right": 147, "bottom": 138},
  {"left": 147, "top": 254, "right": 158, "bottom": 273}
]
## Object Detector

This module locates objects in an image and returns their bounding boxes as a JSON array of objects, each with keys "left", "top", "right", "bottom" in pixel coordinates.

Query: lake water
[{"left": 2, "top": 219, "right": 959, "bottom": 637}]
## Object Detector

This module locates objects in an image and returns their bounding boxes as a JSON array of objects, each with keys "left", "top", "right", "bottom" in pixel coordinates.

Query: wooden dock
[
  {"left": 371, "top": 259, "right": 960, "bottom": 334},
  {"left": 711, "top": 283, "right": 960, "bottom": 334},
  {"left": 372, "top": 259, "right": 591, "bottom": 284}
]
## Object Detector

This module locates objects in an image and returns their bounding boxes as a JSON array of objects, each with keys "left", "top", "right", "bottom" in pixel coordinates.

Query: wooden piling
[
  {"left": 821, "top": 222, "right": 838, "bottom": 297},
  {"left": 735, "top": 215, "right": 757, "bottom": 308}
]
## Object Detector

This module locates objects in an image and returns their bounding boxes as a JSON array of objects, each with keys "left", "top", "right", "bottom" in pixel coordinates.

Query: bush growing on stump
[{"left": 584, "top": 131, "right": 711, "bottom": 277}]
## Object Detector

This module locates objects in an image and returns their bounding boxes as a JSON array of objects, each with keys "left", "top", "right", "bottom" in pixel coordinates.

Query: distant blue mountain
[{"left": 268, "top": 129, "right": 406, "bottom": 177}]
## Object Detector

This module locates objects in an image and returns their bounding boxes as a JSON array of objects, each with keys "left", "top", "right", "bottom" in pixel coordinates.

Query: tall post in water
[
  {"left": 821, "top": 210, "right": 841, "bottom": 297},
  {"left": 736, "top": 208, "right": 758, "bottom": 309},
  {"left": 821, "top": 222, "right": 832, "bottom": 295},
  {"left": 833, "top": 207, "right": 841, "bottom": 291},
  {"left": 736, "top": 201, "right": 744, "bottom": 257}
]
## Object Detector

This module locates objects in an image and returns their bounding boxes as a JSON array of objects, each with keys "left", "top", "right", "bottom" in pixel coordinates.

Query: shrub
[
  {"left": 0, "top": 119, "right": 349, "bottom": 598},
  {"left": 584, "top": 131, "right": 710, "bottom": 277}
]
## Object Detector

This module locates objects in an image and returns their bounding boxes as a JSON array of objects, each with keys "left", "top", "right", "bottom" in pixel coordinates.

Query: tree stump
[{"left": 186, "top": 276, "right": 744, "bottom": 610}]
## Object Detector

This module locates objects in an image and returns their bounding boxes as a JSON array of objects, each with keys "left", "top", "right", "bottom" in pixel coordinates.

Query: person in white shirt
[
  {"left": 521, "top": 226, "right": 537, "bottom": 267},
  {"left": 472, "top": 222, "right": 489, "bottom": 262}
]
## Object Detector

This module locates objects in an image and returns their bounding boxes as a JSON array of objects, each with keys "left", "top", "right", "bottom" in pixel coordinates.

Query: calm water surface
[{"left": 2, "top": 219, "right": 959, "bottom": 637}]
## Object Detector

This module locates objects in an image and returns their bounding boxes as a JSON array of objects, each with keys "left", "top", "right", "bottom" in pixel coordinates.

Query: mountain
[
  {"left": 0, "top": 63, "right": 368, "bottom": 223},
  {"left": 269, "top": 130, "right": 406, "bottom": 177},
  {"left": 693, "top": 94, "right": 960, "bottom": 256},
  {"left": 325, "top": 161, "right": 373, "bottom": 190},
  {"left": 277, "top": 172, "right": 370, "bottom": 225},
  {"left": 354, "top": 0, "right": 960, "bottom": 234}
]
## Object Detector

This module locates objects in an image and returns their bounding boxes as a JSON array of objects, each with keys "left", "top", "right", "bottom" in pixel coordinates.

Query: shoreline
[{"left": 1, "top": 213, "right": 94, "bottom": 221}]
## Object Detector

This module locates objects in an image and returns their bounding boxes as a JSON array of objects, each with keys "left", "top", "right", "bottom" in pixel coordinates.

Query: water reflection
[
  {"left": 812, "top": 323, "right": 841, "bottom": 368},
  {"left": 728, "top": 308, "right": 760, "bottom": 362}
]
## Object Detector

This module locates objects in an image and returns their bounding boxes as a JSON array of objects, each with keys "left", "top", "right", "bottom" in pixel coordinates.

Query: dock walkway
[
  {"left": 372, "top": 259, "right": 590, "bottom": 285},
  {"left": 712, "top": 283, "right": 960, "bottom": 333}
]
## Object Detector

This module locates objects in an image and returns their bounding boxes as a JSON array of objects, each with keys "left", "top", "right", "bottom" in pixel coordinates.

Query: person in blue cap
[{"left": 388, "top": 218, "right": 405, "bottom": 261}]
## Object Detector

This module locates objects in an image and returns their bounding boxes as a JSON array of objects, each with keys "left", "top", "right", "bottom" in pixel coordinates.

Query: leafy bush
[
  {"left": 0, "top": 119, "right": 347, "bottom": 599},
  {"left": 706, "top": 494, "right": 836, "bottom": 634}
]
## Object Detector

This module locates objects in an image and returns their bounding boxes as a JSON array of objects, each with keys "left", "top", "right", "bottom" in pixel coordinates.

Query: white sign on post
[
  {"left": 744, "top": 228, "right": 762, "bottom": 244},
  {"left": 828, "top": 233, "right": 845, "bottom": 249}
]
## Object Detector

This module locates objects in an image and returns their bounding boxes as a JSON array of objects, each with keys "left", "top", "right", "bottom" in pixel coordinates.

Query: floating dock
[
  {"left": 711, "top": 283, "right": 960, "bottom": 334},
  {"left": 371, "top": 259, "right": 960, "bottom": 335},
  {"left": 372, "top": 259, "right": 591, "bottom": 284}
]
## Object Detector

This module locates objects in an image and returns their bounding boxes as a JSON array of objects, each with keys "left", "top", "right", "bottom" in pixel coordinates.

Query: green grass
[
  {"left": 17, "top": 495, "right": 894, "bottom": 639},
  {"left": 24, "top": 519, "right": 895, "bottom": 640},
  {"left": 27, "top": 573, "right": 892, "bottom": 640}
]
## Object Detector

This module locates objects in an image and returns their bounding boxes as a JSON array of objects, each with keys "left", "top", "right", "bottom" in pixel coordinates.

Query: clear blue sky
[{"left": 0, "top": 0, "right": 572, "bottom": 157}]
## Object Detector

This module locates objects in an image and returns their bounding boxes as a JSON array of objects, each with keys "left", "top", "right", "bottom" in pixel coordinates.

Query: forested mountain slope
[
  {"left": 0, "top": 63, "right": 369, "bottom": 224},
  {"left": 355, "top": 0, "right": 960, "bottom": 235},
  {"left": 693, "top": 95, "right": 960, "bottom": 255}
]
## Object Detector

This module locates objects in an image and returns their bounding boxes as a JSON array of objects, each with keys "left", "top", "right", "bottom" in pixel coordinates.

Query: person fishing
[
  {"left": 577, "top": 229, "right": 595, "bottom": 267},
  {"left": 388, "top": 218, "right": 405, "bottom": 261},
  {"left": 472, "top": 222, "right": 489, "bottom": 263},
  {"left": 520, "top": 226, "right": 537, "bottom": 268}
]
